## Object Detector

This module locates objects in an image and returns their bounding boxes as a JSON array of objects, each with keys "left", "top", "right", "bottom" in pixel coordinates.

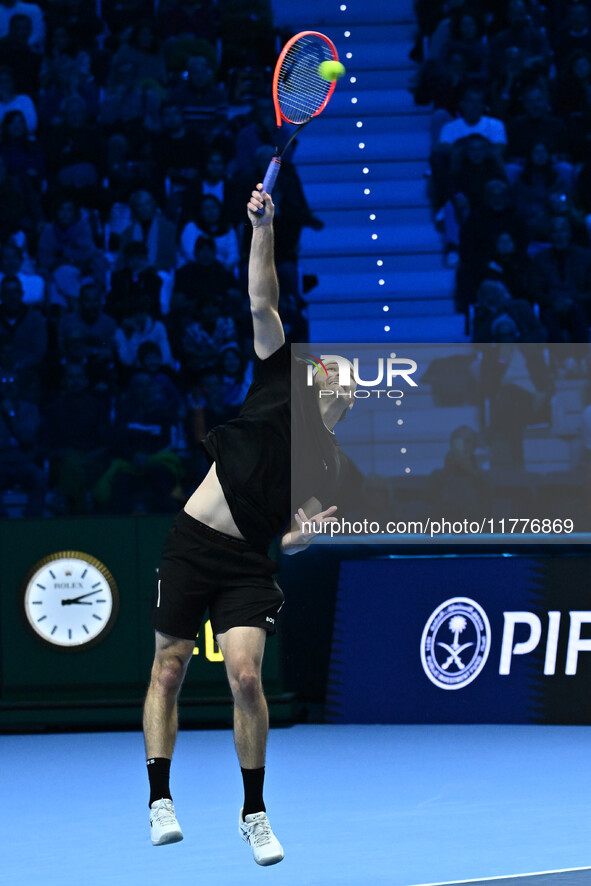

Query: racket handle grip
[{"left": 256, "top": 156, "right": 282, "bottom": 214}]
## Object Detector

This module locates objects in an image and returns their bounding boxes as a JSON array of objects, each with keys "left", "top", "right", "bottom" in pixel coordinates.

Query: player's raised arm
[{"left": 247, "top": 185, "right": 285, "bottom": 360}]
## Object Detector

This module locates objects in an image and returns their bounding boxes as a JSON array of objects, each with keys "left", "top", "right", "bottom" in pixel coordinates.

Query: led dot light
[
  {"left": 346, "top": 51, "right": 352, "bottom": 59},
  {"left": 356, "top": 120, "right": 363, "bottom": 127},
  {"left": 405, "top": 467, "right": 411, "bottom": 474},
  {"left": 344, "top": 30, "right": 350, "bottom": 37},
  {"left": 384, "top": 325, "right": 390, "bottom": 332},
  {"left": 396, "top": 400, "right": 401, "bottom": 406},
  {"left": 371, "top": 233, "right": 378, "bottom": 240},
  {"left": 401, "top": 448, "right": 407, "bottom": 453},
  {"left": 358, "top": 142, "right": 365, "bottom": 149},
  {"left": 340, "top": 4, "right": 347, "bottom": 9},
  {"left": 397, "top": 419, "right": 403, "bottom": 426},
  {"left": 350, "top": 76, "right": 356, "bottom": 83},
  {"left": 370, "top": 213, "right": 376, "bottom": 220},
  {"left": 383, "top": 305, "right": 389, "bottom": 312},
  {"left": 351, "top": 97, "right": 358, "bottom": 104},
  {"left": 378, "top": 279, "right": 385, "bottom": 285},
  {"left": 362, "top": 167, "right": 369, "bottom": 174},
  {"left": 377, "top": 259, "right": 383, "bottom": 266},
  {"left": 364, "top": 188, "right": 370, "bottom": 194}
]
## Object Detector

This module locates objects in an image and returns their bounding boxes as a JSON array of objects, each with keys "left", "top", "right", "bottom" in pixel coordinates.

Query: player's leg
[
  {"left": 216, "top": 625, "right": 284, "bottom": 866},
  {"left": 143, "top": 630, "right": 194, "bottom": 845}
]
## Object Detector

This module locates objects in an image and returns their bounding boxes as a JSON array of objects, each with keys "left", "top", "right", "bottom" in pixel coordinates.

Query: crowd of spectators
[
  {"left": 0, "top": 0, "right": 326, "bottom": 518},
  {"left": 413, "top": 0, "right": 591, "bottom": 346}
]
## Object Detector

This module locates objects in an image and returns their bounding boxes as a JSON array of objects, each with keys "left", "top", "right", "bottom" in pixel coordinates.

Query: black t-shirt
[{"left": 202, "top": 343, "right": 355, "bottom": 549}]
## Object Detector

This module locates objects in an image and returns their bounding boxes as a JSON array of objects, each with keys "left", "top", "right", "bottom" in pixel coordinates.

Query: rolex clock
[{"left": 21, "top": 551, "right": 119, "bottom": 649}]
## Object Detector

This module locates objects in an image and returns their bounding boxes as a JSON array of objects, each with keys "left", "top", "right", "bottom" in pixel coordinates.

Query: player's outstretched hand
[
  {"left": 247, "top": 183, "right": 274, "bottom": 227},
  {"left": 294, "top": 505, "right": 338, "bottom": 545}
]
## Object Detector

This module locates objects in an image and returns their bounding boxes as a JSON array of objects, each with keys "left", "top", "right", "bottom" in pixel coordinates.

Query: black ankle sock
[
  {"left": 147, "top": 757, "right": 172, "bottom": 807},
  {"left": 241, "top": 766, "right": 266, "bottom": 816}
]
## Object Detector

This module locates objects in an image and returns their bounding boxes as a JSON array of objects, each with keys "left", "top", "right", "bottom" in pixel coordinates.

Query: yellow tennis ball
[{"left": 318, "top": 60, "right": 346, "bottom": 81}]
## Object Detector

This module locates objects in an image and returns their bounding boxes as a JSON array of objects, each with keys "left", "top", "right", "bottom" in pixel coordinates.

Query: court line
[{"left": 409, "top": 866, "right": 591, "bottom": 886}]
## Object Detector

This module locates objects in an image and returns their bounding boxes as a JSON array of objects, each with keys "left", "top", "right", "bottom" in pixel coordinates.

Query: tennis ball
[{"left": 318, "top": 60, "right": 346, "bottom": 81}]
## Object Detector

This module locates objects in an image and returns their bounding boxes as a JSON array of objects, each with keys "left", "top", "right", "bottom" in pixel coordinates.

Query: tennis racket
[{"left": 257, "top": 31, "right": 340, "bottom": 210}]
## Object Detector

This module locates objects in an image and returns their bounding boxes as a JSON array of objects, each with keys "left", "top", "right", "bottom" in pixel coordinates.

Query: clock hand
[
  {"left": 62, "top": 600, "right": 93, "bottom": 605},
  {"left": 61, "top": 590, "right": 103, "bottom": 605}
]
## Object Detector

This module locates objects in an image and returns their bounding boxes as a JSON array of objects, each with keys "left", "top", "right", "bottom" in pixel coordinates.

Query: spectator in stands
[
  {"left": 0, "top": 240, "right": 44, "bottom": 307},
  {"left": 529, "top": 215, "right": 591, "bottom": 341},
  {"left": 57, "top": 279, "right": 117, "bottom": 364},
  {"left": 114, "top": 293, "right": 175, "bottom": 369},
  {"left": 0, "top": 14, "right": 41, "bottom": 96},
  {"left": 421, "top": 49, "right": 479, "bottom": 149},
  {"left": 138, "top": 340, "right": 182, "bottom": 393},
  {"left": 0, "top": 0, "right": 44, "bottom": 51},
  {"left": 37, "top": 55, "right": 100, "bottom": 129},
  {"left": 431, "top": 9, "right": 489, "bottom": 76},
  {"left": 219, "top": 341, "right": 253, "bottom": 410},
  {"left": 0, "top": 155, "right": 41, "bottom": 244},
  {"left": 42, "top": 22, "right": 91, "bottom": 84},
  {"left": 100, "top": 58, "right": 162, "bottom": 136},
  {"left": 457, "top": 179, "right": 527, "bottom": 311},
  {"left": 179, "top": 193, "right": 239, "bottom": 274},
  {"left": 506, "top": 84, "right": 570, "bottom": 170},
  {"left": 430, "top": 85, "right": 507, "bottom": 210},
  {"left": 94, "top": 369, "right": 183, "bottom": 514},
  {"left": 0, "top": 369, "right": 46, "bottom": 516},
  {"left": 41, "top": 360, "right": 111, "bottom": 514},
  {"left": 439, "top": 85, "right": 507, "bottom": 151},
  {"left": 483, "top": 232, "right": 532, "bottom": 302},
  {"left": 557, "top": 50, "right": 591, "bottom": 163},
  {"left": 0, "top": 66, "right": 36, "bottom": 133},
  {"left": 481, "top": 336, "right": 554, "bottom": 468},
  {"left": 552, "top": 3, "right": 591, "bottom": 70},
  {"left": 180, "top": 295, "right": 236, "bottom": 377},
  {"left": 37, "top": 198, "right": 106, "bottom": 307},
  {"left": 174, "top": 234, "right": 240, "bottom": 311},
  {"left": 489, "top": 0, "right": 550, "bottom": 83},
  {"left": 43, "top": 94, "right": 104, "bottom": 206},
  {"left": 0, "top": 110, "right": 45, "bottom": 189},
  {"left": 441, "top": 134, "right": 507, "bottom": 267},
  {"left": 427, "top": 425, "right": 491, "bottom": 520},
  {"left": 512, "top": 142, "right": 573, "bottom": 241},
  {"left": 471, "top": 279, "right": 546, "bottom": 342},
  {"left": 149, "top": 101, "right": 206, "bottom": 215},
  {"left": 169, "top": 54, "right": 228, "bottom": 139},
  {"left": 106, "top": 241, "right": 163, "bottom": 322},
  {"left": 116, "top": 190, "right": 177, "bottom": 271},
  {"left": 0, "top": 274, "right": 46, "bottom": 369},
  {"left": 157, "top": 0, "right": 218, "bottom": 45},
  {"left": 112, "top": 20, "right": 167, "bottom": 85}
]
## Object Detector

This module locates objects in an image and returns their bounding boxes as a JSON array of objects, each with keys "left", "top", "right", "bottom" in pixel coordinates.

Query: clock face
[{"left": 22, "top": 552, "right": 119, "bottom": 649}]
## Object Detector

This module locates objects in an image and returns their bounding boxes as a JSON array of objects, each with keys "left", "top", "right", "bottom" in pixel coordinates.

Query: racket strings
[{"left": 277, "top": 35, "right": 334, "bottom": 124}]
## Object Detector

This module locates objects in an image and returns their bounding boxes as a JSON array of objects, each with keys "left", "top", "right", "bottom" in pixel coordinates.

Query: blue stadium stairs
[{"left": 271, "top": 0, "right": 467, "bottom": 343}]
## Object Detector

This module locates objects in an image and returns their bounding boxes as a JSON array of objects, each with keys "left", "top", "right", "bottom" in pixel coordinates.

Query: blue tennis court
[{"left": 4, "top": 724, "right": 590, "bottom": 886}]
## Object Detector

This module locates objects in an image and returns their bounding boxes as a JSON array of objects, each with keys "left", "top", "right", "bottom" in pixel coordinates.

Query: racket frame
[{"left": 272, "top": 30, "right": 340, "bottom": 128}]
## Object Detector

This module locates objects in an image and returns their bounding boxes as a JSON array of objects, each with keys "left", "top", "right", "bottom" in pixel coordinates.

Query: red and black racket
[{"left": 259, "top": 31, "right": 340, "bottom": 202}]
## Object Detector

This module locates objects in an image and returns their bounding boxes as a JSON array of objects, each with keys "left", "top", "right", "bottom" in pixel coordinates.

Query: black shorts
[{"left": 152, "top": 509, "right": 284, "bottom": 641}]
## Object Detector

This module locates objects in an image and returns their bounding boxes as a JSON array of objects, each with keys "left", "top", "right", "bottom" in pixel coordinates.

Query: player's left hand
[{"left": 294, "top": 505, "right": 338, "bottom": 544}]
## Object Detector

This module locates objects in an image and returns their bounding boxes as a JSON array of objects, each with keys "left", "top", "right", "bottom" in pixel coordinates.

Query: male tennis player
[{"left": 142, "top": 185, "right": 358, "bottom": 866}]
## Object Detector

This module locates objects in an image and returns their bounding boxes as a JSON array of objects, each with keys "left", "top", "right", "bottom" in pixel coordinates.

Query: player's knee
[
  {"left": 152, "top": 653, "right": 187, "bottom": 695},
  {"left": 231, "top": 668, "right": 262, "bottom": 705}
]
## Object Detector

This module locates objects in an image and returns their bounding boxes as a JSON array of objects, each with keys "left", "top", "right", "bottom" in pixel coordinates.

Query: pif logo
[{"left": 421, "top": 602, "right": 591, "bottom": 689}]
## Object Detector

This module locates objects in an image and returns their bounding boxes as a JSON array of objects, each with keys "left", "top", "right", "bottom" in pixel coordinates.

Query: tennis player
[{"left": 143, "top": 184, "right": 358, "bottom": 865}]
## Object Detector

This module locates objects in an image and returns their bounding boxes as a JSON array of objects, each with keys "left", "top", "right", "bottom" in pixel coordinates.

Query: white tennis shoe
[
  {"left": 239, "top": 809, "right": 284, "bottom": 866},
  {"left": 150, "top": 798, "right": 183, "bottom": 845}
]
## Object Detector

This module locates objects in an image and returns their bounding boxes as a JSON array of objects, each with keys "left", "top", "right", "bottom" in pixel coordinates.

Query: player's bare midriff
[{"left": 184, "top": 463, "right": 246, "bottom": 539}]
